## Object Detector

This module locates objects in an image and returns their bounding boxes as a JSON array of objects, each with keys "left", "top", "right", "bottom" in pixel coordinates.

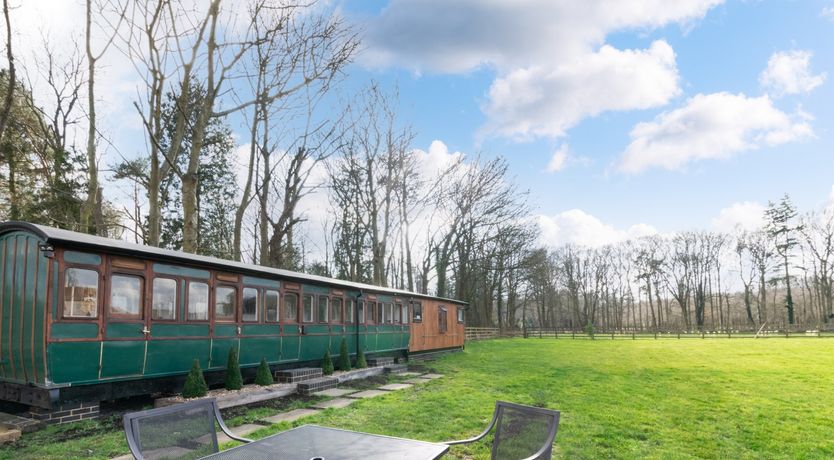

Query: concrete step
[
  {"left": 383, "top": 364, "right": 408, "bottom": 374},
  {"left": 296, "top": 377, "right": 339, "bottom": 395},
  {"left": 366, "top": 357, "right": 395, "bottom": 367},
  {"left": 275, "top": 367, "right": 323, "bottom": 383}
]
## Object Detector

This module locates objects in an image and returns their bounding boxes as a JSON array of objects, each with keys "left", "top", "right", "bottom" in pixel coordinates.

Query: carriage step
[
  {"left": 275, "top": 367, "right": 323, "bottom": 383},
  {"left": 366, "top": 357, "right": 395, "bottom": 367},
  {"left": 297, "top": 377, "right": 339, "bottom": 395},
  {"left": 383, "top": 364, "right": 407, "bottom": 374}
]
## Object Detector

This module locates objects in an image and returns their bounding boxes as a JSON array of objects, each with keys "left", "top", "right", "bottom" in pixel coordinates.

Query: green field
[{"left": 3, "top": 338, "right": 834, "bottom": 459}]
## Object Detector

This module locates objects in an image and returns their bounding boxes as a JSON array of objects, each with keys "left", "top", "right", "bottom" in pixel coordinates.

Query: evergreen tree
[
  {"left": 321, "top": 349, "right": 334, "bottom": 375},
  {"left": 225, "top": 347, "right": 243, "bottom": 390},
  {"left": 765, "top": 194, "right": 802, "bottom": 324},
  {"left": 182, "top": 359, "right": 209, "bottom": 398},
  {"left": 356, "top": 347, "right": 367, "bottom": 369},
  {"left": 254, "top": 358, "right": 273, "bottom": 386},
  {"left": 338, "top": 338, "right": 351, "bottom": 371}
]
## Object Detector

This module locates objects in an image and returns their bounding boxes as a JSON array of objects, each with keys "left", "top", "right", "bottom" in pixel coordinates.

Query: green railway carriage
[{"left": 0, "top": 222, "right": 466, "bottom": 410}]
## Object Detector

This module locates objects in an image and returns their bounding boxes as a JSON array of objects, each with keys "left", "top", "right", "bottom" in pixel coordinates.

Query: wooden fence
[{"left": 465, "top": 327, "right": 834, "bottom": 341}]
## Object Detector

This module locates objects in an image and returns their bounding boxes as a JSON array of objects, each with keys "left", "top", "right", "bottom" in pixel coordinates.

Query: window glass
[
  {"left": 317, "top": 296, "right": 329, "bottom": 323},
  {"left": 377, "top": 302, "right": 383, "bottom": 324},
  {"left": 284, "top": 293, "right": 298, "bottom": 322},
  {"left": 457, "top": 307, "right": 465, "bottom": 323},
  {"left": 357, "top": 300, "right": 365, "bottom": 323},
  {"left": 412, "top": 302, "right": 423, "bottom": 322},
  {"left": 265, "top": 290, "right": 280, "bottom": 322},
  {"left": 345, "top": 299, "right": 354, "bottom": 324},
  {"left": 243, "top": 288, "right": 258, "bottom": 322},
  {"left": 332, "top": 298, "right": 343, "bottom": 323},
  {"left": 152, "top": 278, "right": 177, "bottom": 320},
  {"left": 215, "top": 286, "right": 236, "bottom": 321},
  {"left": 63, "top": 268, "right": 98, "bottom": 318},
  {"left": 394, "top": 303, "right": 402, "bottom": 324},
  {"left": 383, "top": 303, "right": 392, "bottom": 324},
  {"left": 402, "top": 304, "right": 409, "bottom": 324},
  {"left": 367, "top": 301, "right": 376, "bottom": 323},
  {"left": 439, "top": 307, "right": 448, "bottom": 334},
  {"left": 110, "top": 275, "right": 143, "bottom": 318},
  {"left": 303, "top": 294, "right": 314, "bottom": 323},
  {"left": 187, "top": 282, "right": 209, "bottom": 321}
]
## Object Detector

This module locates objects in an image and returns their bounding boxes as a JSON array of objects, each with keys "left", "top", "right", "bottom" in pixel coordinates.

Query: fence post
[
  {"left": 632, "top": 332, "right": 635, "bottom": 340},
  {"left": 572, "top": 331, "right": 575, "bottom": 339},
  {"left": 555, "top": 330, "right": 558, "bottom": 339},
  {"left": 677, "top": 332, "right": 681, "bottom": 339}
]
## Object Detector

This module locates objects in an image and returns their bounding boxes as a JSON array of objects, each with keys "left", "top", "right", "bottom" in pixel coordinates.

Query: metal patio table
[{"left": 200, "top": 424, "right": 449, "bottom": 460}]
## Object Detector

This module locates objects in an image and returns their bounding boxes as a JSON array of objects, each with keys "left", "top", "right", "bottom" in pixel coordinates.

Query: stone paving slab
[
  {"left": 398, "top": 371, "right": 422, "bottom": 377},
  {"left": 0, "top": 412, "right": 40, "bottom": 433},
  {"left": 346, "top": 389, "right": 387, "bottom": 399},
  {"left": 262, "top": 408, "right": 320, "bottom": 424},
  {"left": 421, "top": 373, "right": 444, "bottom": 379},
  {"left": 217, "top": 423, "right": 264, "bottom": 444},
  {"left": 378, "top": 383, "right": 413, "bottom": 391},
  {"left": 312, "top": 398, "right": 356, "bottom": 409},
  {"left": 404, "top": 378, "right": 433, "bottom": 385},
  {"left": 313, "top": 388, "right": 357, "bottom": 397}
]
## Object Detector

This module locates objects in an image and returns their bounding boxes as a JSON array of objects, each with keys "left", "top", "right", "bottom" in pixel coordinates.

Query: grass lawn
[{"left": 3, "top": 338, "right": 834, "bottom": 459}]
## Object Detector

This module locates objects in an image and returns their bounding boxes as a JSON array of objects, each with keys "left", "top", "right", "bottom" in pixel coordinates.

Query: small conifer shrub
[
  {"left": 255, "top": 357, "right": 273, "bottom": 386},
  {"left": 225, "top": 347, "right": 244, "bottom": 390},
  {"left": 182, "top": 359, "right": 209, "bottom": 398},
  {"left": 338, "top": 338, "right": 351, "bottom": 371},
  {"left": 356, "top": 347, "right": 367, "bottom": 369},
  {"left": 322, "top": 349, "right": 334, "bottom": 375}
]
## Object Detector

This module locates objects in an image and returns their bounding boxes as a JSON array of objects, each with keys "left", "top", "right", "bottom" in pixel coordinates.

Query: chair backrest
[
  {"left": 491, "top": 401, "right": 560, "bottom": 460},
  {"left": 123, "top": 398, "right": 223, "bottom": 460}
]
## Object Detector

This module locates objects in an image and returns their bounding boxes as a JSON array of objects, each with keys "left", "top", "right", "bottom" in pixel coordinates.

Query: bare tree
[{"left": 0, "top": 0, "right": 14, "bottom": 142}]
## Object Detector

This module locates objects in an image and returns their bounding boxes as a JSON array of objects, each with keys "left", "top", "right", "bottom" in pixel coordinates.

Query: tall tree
[
  {"left": 0, "top": 0, "right": 14, "bottom": 142},
  {"left": 765, "top": 194, "right": 801, "bottom": 324}
]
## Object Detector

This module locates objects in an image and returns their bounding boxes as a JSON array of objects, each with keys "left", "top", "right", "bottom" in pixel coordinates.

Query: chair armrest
[
  {"left": 213, "top": 403, "right": 253, "bottom": 444},
  {"left": 443, "top": 415, "right": 498, "bottom": 446}
]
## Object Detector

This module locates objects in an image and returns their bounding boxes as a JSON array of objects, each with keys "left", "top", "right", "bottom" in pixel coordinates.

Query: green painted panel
[
  {"left": 214, "top": 324, "right": 237, "bottom": 337},
  {"left": 376, "top": 294, "right": 394, "bottom": 303},
  {"left": 239, "top": 337, "right": 280, "bottom": 365},
  {"left": 283, "top": 324, "right": 300, "bottom": 334},
  {"left": 145, "top": 339, "right": 210, "bottom": 376},
  {"left": 22, "top": 237, "right": 36, "bottom": 381},
  {"left": 242, "top": 276, "right": 280, "bottom": 289},
  {"left": 280, "top": 335, "right": 300, "bottom": 362},
  {"left": 301, "top": 284, "right": 331, "bottom": 295},
  {"left": 1, "top": 236, "right": 13, "bottom": 379},
  {"left": 51, "top": 322, "right": 99, "bottom": 339},
  {"left": 11, "top": 235, "right": 25, "bottom": 380},
  {"left": 63, "top": 250, "right": 101, "bottom": 266},
  {"left": 106, "top": 322, "right": 144, "bottom": 339},
  {"left": 152, "top": 323, "right": 209, "bottom": 338},
  {"left": 210, "top": 339, "right": 239, "bottom": 369},
  {"left": 242, "top": 324, "right": 279, "bottom": 336},
  {"left": 100, "top": 340, "right": 145, "bottom": 378},
  {"left": 51, "top": 261, "right": 59, "bottom": 320},
  {"left": 48, "top": 342, "right": 101, "bottom": 383},
  {"left": 35, "top": 243, "right": 48, "bottom": 382},
  {"left": 299, "top": 334, "right": 330, "bottom": 361},
  {"left": 153, "top": 263, "right": 209, "bottom": 279}
]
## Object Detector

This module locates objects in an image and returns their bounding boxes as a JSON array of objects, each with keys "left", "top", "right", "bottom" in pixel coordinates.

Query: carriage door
[{"left": 100, "top": 258, "right": 149, "bottom": 379}]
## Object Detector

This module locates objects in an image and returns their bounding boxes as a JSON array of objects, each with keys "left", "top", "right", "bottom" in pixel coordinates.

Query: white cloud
[
  {"left": 760, "top": 50, "right": 826, "bottom": 97},
  {"left": 363, "top": 0, "right": 722, "bottom": 140},
  {"left": 484, "top": 41, "right": 680, "bottom": 139},
  {"left": 546, "top": 145, "right": 569, "bottom": 172},
  {"left": 537, "top": 209, "right": 657, "bottom": 248},
  {"left": 618, "top": 92, "right": 813, "bottom": 173},
  {"left": 822, "top": 6, "right": 834, "bottom": 21},
  {"left": 711, "top": 201, "right": 767, "bottom": 233}
]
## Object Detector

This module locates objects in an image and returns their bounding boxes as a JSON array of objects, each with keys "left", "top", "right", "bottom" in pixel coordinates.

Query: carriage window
[
  {"left": 367, "top": 301, "right": 376, "bottom": 323},
  {"left": 265, "top": 290, "right": 280, "bottom": 322},
  {"left": 345, "top": 299, "right": 354, "bottom": 324},
  {"left": 394, "top": 303, "right": 402, "bottom": 324},
  {"left": 187, "top": 282, "right": 209, "bottom": 321},
  {"left": 152, "top": 278, "right": 177, "bottom": 320},
  {"left": 242, "top": 288, "right": 258, "bottom": 322},
  {"left": 457, "top": 307, "right": 465, "bottom": 323},
  {"left": 284, "top": 293, "right": 299, "bottom": 322},
  {"left": 357, "top": 300, "right": 365, "bottom": 323},
  {"left": 439, "top": 307, "right": 448, "bottom": 334},
  {"left": 215, "top": 286, "right": 237, "bottom": 322},
  {"left": 402, "top": 304, "right": 409, "bottom": 324},
  {"left": 110, "top": 275, "right": 143, "bottom": 319},
  {"left": 332, "top": 298, "right": 343, "bottom": 323},
  {"left": 63, "top": 268, "right": 98, "bottom": 318},
  {"left": 383, "top": 303, "right": 392, "bottom": 324},
  {"left": 317, "top": 296, "right": 329, "bottom": 323},
  {"left": 303, "top": 294, "right": 314, "bottom": 323},
  {"left": 377, "top": 302, "right": 384, "bottom": 324},
  {"left": 412, "top": 302, "right": 422, "bottom": 323}
]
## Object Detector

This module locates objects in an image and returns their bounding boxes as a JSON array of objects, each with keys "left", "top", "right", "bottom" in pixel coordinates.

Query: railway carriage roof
[{"left": 0, "top": 221, "right": 467, "bottom": 306}]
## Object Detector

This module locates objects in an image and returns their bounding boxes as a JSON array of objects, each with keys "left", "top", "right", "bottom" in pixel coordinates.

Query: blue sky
[{"left": 335, "top": 0, "right": 834, "bottom": 245}]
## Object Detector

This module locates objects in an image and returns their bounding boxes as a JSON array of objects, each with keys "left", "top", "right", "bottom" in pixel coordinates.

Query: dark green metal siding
[{"left": 0, "top": 232, "right": 48, "bottom": 384}]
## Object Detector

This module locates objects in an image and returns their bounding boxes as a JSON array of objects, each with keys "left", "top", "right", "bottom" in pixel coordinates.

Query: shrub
[
  {"left": 322, "top": 349, "right": 334, "bottom": 375},
  {"left": 255, "top": 357, "right": 273, "bottom": 386},
  {"left": 338, "top": 338, "right": 351, "bottom": 371},
  {"left": 356, "top": 347, "right": 367, "bottom": 369},
  {"left": 182, "top": 359, "right": 208, "bottom": 398},
  {"left": 225, "top": 347, "right": 243, "bottom": 390}
]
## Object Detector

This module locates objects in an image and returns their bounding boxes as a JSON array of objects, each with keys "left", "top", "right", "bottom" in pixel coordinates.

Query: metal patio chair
[
  {"left": 444, "top": 401, "right": 560, "bottom": 460},
  {"left": 123, "top": 398, "right": 251, "bottom": 460}
]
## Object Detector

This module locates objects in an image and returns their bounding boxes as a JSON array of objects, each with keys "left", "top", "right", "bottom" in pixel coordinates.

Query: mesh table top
[{"left": 201, "top": 424, "right": 449, "bottom": 460}]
